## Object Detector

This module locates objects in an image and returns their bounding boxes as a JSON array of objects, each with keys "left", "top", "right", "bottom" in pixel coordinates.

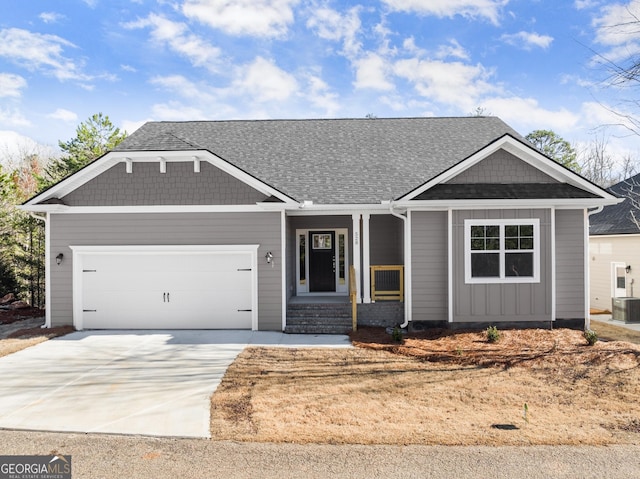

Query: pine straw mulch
[
  {"left": 0, "top": 314, "right": 75, "bottom": 358},
  {"left": 349, "top": 326, "right": 640, "bottom": 370},
  {"left": 210, "top": 327, "right": 640, "bottom": 446}
]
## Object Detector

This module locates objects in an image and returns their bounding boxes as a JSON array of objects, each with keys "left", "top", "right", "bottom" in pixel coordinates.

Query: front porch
[{"left": 285, "top": 295, "right": 404, "bottom": 334}]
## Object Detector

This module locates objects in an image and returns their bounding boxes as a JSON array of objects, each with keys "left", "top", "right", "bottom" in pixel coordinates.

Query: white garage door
[{"left": 75, "top": 247, "right": 256, "bottom": 330}]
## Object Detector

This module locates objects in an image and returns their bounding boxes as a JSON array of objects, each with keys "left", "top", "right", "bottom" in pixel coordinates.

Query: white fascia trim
[
  {"left": 35, "top": 204, "right": 287, "bottom": 214},
  {"left": 23, "top": 149, "right": 297, "bottom": 207},
  {"left": 550, "top": 207, "right": 556, "bottom": 323},
  {"left": 45, "top": 212, "right": 51, "bottom": 328},
  {"left": 399, "top": 198, "right": 620, "bottom": 210},
  {"left": 448, "top": 209, "right": 453, "bottom": 323},
  {"left": 583, "top": 209, "right": 591, "bottom": 330},
  {"left": 280, "top": 210, "right": 287, "bottom": 332},
  {"left": 287, "top": 204, "right": 390, "bottom": 216},
  {"left": 590, "top": 233, "right": 640, "bottom": 239},
  {"left": 399, "top": 135, "right": 620, "bottom": 202}
]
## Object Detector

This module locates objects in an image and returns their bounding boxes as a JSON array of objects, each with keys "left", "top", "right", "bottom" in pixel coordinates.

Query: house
[
  {"left": 21, "top": 117, "right": 620, "bottom": 333},
  {"left": 589, "top": 172, "right": 640, "bottom": 311}
]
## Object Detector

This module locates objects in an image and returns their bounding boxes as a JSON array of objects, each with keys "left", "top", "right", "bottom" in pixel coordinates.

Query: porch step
[{"left": 285, "top": 302, "right": 353, "bottom": 334}]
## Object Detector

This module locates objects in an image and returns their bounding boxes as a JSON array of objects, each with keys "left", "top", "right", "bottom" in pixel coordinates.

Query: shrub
[
  {"left": 486, "top": 325, "right": 501, "bottom": 343},
  {"left": 391, "top": 327, "right": 404, "bottom": 343},
  {"left": 584, "top": 329, "right": 598, "bottom": 346}
]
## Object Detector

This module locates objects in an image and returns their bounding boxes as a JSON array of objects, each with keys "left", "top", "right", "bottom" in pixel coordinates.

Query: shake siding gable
[
  {"left": 49, "top": 212, "right": 282, "bottom": 330},
  {"left": 61, "top": 161, "right": 268, "bottom": 206},
  {"left": 446, "top": 149, "right": 558, "bottom": 184}
]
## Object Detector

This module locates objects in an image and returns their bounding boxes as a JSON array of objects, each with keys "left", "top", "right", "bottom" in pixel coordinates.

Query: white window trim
[{"left": 464, "top": 218, "right": 540, "bottom": 284}]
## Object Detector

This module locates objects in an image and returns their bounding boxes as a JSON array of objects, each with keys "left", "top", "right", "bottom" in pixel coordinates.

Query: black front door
[{"left": 309, "top": 231, "right": 336, "bottom": 292}]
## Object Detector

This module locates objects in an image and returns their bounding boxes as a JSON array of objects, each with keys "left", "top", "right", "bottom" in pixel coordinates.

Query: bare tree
[
  {"left": 579, "top": 134, "right": 618, "bottom": 187},
  {"left": 619, "top": 176, "right": 640, "bottom": 230}
]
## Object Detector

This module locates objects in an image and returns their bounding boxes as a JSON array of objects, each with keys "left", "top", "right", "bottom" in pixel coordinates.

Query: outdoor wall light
[
  {"left": 626, "top": 265, "right": 632, "bottom": 274},
  {"left": 56, "top": 253, "right": 64, "bottom": 266},
  {"left": 265, "top": 252, "right": 273, "bottom": 264}
]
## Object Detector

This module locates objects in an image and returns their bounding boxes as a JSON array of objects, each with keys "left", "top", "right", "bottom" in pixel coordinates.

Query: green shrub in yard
[
  {"left": 391, "top": 327, "right": 404, "bottom": 343},
  {"left": 486, "top": 325, "right": 501, "bottom": 343},
  {"left": 584, "top": 329, "right": 598, "bottom": 346}
]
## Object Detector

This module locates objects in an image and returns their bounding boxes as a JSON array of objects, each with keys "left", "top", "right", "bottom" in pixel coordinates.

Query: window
[{"left": 465, "top": 219, "right": 539, "bottom": 283}]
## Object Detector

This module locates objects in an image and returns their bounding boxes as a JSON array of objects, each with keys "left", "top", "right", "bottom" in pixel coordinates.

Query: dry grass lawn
[
  {"left": 591, "top": 319, "right": 640, "bottom": 344},
  {"left": 210, "top": 327, "right": 640, "bottom": 446},
  {"left": 0, "top": 316, "right": 75, "bottom": 358}
]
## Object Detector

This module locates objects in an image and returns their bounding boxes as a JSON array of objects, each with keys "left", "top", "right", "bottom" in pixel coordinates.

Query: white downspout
[
  {"left": 585, "top": 206, "right": 605, "bottom": 331},
  {"left": 28, "top": 212, "right": 50, "bottom": 329},
  {"left": 389, "top": 202, "right": 409, "bottom": 328}
]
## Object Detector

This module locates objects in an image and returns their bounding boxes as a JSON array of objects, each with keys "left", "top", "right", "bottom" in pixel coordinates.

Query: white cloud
[
  {"left": 306, "top": 6, "right": 362, "bottom": 58},
  {"left": 393, "top": 58, "right": 497, "bottom": 111},
  {"left": 354, "top": 53, "right": 394, "bottom": 90},
  {"left": 482, "top": 96, "right": 579, "bottom": 133},
  {"left": 120, "top": 64, "right": 137, "bottom": 73},
  {"left": 124, "top": 14, "right": 221, "bottom": 71},
  {"left": 381, "top": 0, "right": 507, "bottom": 25},
  {"left": 120, "top": 119, "right": 147, "bottom": 135},
  {"left": 0, "top": 108, "right": 31, "bottom": 128},
  {"left": 575, "top": 0, "right": 598, "bottom": 9},
  {"left": 47, "top": 108, "right": 78, "bottom": 122},
  {"left": 183, "top": 0, "right": 298, "bottom": 37},
  {"left": 0, "top": 28, "right": 89, "bottom": 82},
  {"left": 591, "top": 2, "right": 640, "bottom": 67},
  {"left": 435, "top": 39, "right": 470, "bottom": 60},
  {"left": 233, "top": 57, "right": 298, "bottom": 102},
  {"left": 39, "top": 12, "right": 65, "bottom": 24},
  {"left": 0, "top": 131, "right": 54, "bottom": 168},
  {"left": 151, "top": 75, "right": 217, "bottom": 103},
  {"left": 501, "top": 31, "right": 553, "bottom": 50},
  {"left": 151, "top": 102, "right": 209, "bottom": 121},
  {"left": 304, "top": 74, "right": 341, "bottom": 116},
  {"left": 0, "top": 73, "right": 27, "bottom": 98}
]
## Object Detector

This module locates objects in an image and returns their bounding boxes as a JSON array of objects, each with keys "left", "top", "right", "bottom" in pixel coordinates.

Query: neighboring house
[
  {"left": 589, "top": 172, "right": 640, "bottom": 311},
  {"left": 22, "top": 117, "right": 619, "bottom": 333}
]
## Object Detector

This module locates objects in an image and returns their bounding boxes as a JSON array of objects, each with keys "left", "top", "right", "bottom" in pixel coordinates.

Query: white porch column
[
  {"left": 362, "top": 213, "right": 371, "bottom": 303},
  {"left": 352, "top": 213, "right": 362, "bottom": 303}
]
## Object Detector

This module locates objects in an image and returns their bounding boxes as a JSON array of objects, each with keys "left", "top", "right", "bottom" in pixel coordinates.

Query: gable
[
  {"left": 400, "top": 134, "right": 619, "bottom": 206},
  {"left": 60, "top": 161, "right": 269, "bottom": 206},
  {"left": 446, "top": 149, "right": 558, "bottom": 184}
]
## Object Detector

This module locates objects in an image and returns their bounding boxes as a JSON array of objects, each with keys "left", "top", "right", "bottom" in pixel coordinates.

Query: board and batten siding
[
  {"left": 49, "top": 212, "right": 282, "bottom": 330},
  {"left": 452, "top": 209, "right": 553, "bottom": 323},
  {"left": 410, "top": 211, "right": 448, "bottom": 322},
  {"left": 555, "top": 209, "right": 587, "bottom": 319}
]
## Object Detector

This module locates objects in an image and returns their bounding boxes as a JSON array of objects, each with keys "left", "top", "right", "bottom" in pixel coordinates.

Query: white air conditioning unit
[{"left": 612, "top": 297, "right": 640, "bottom": 323}]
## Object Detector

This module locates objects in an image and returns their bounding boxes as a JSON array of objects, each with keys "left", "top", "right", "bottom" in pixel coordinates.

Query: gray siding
[
  {"left": 411, "top": 211, "right": 448, "bottom": 322},
  {"left": 447, "top": 149, "right": 558, "bottom": 184},
  {"left": 61, "top": 161, "right": 268, "bottom": 206},
  {"left": 452, "top": 209, "right": 552, "bottom": 322},
  {"left": 556, "top": 209, "right": 586, "bottom": 318},
  {"left": 49, "top": 212, "right": 282, "bottom": 330}
]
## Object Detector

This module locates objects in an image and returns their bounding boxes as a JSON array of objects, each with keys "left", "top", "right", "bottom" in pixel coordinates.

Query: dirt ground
[{"left": 210, "top": 326, "right": 640, "bottom": 446}]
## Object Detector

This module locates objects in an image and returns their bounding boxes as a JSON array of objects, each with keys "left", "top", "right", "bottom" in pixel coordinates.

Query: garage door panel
[{"left": 79, "top": 249, "right": 255, "bottom": 330}]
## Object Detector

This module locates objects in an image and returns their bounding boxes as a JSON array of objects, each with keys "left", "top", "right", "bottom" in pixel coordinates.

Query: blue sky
[{"left": 1, "top": 0, "right": 640, "bottom": 166}]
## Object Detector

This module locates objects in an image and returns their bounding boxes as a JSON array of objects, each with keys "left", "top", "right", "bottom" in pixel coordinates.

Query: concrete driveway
[{"left": 0, "top": 330, "right": 351, "bottom": 438}]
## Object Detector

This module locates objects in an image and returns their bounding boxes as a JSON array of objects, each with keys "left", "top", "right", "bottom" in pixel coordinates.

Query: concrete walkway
[{"left": 0, "top": 330, "right": 351, "bottom": 438}]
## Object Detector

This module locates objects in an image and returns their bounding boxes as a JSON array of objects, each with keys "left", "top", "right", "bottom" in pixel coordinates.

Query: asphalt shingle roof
[
  {"left": 114, "top": 117, "right": 523, "bottom": 204},
  {"left": 589, "top": 172, "right": 640, "bottom": 235},
  {"left": 414, "top": 183, "right": 600, "bottom": 200}
]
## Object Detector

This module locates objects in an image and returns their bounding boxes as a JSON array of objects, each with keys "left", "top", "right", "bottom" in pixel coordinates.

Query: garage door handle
[
  {"left": 83, "top": 309, "right": 97, "bottom": 312},
  {"left": 237, "top": 309, "right": 252, "bottom": 312},
  {"left": 167, "top": 292, "right": 170, "bottom": 302},
  {"left": 163, "top": 292, "right": 171, "bottom": 302}
]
